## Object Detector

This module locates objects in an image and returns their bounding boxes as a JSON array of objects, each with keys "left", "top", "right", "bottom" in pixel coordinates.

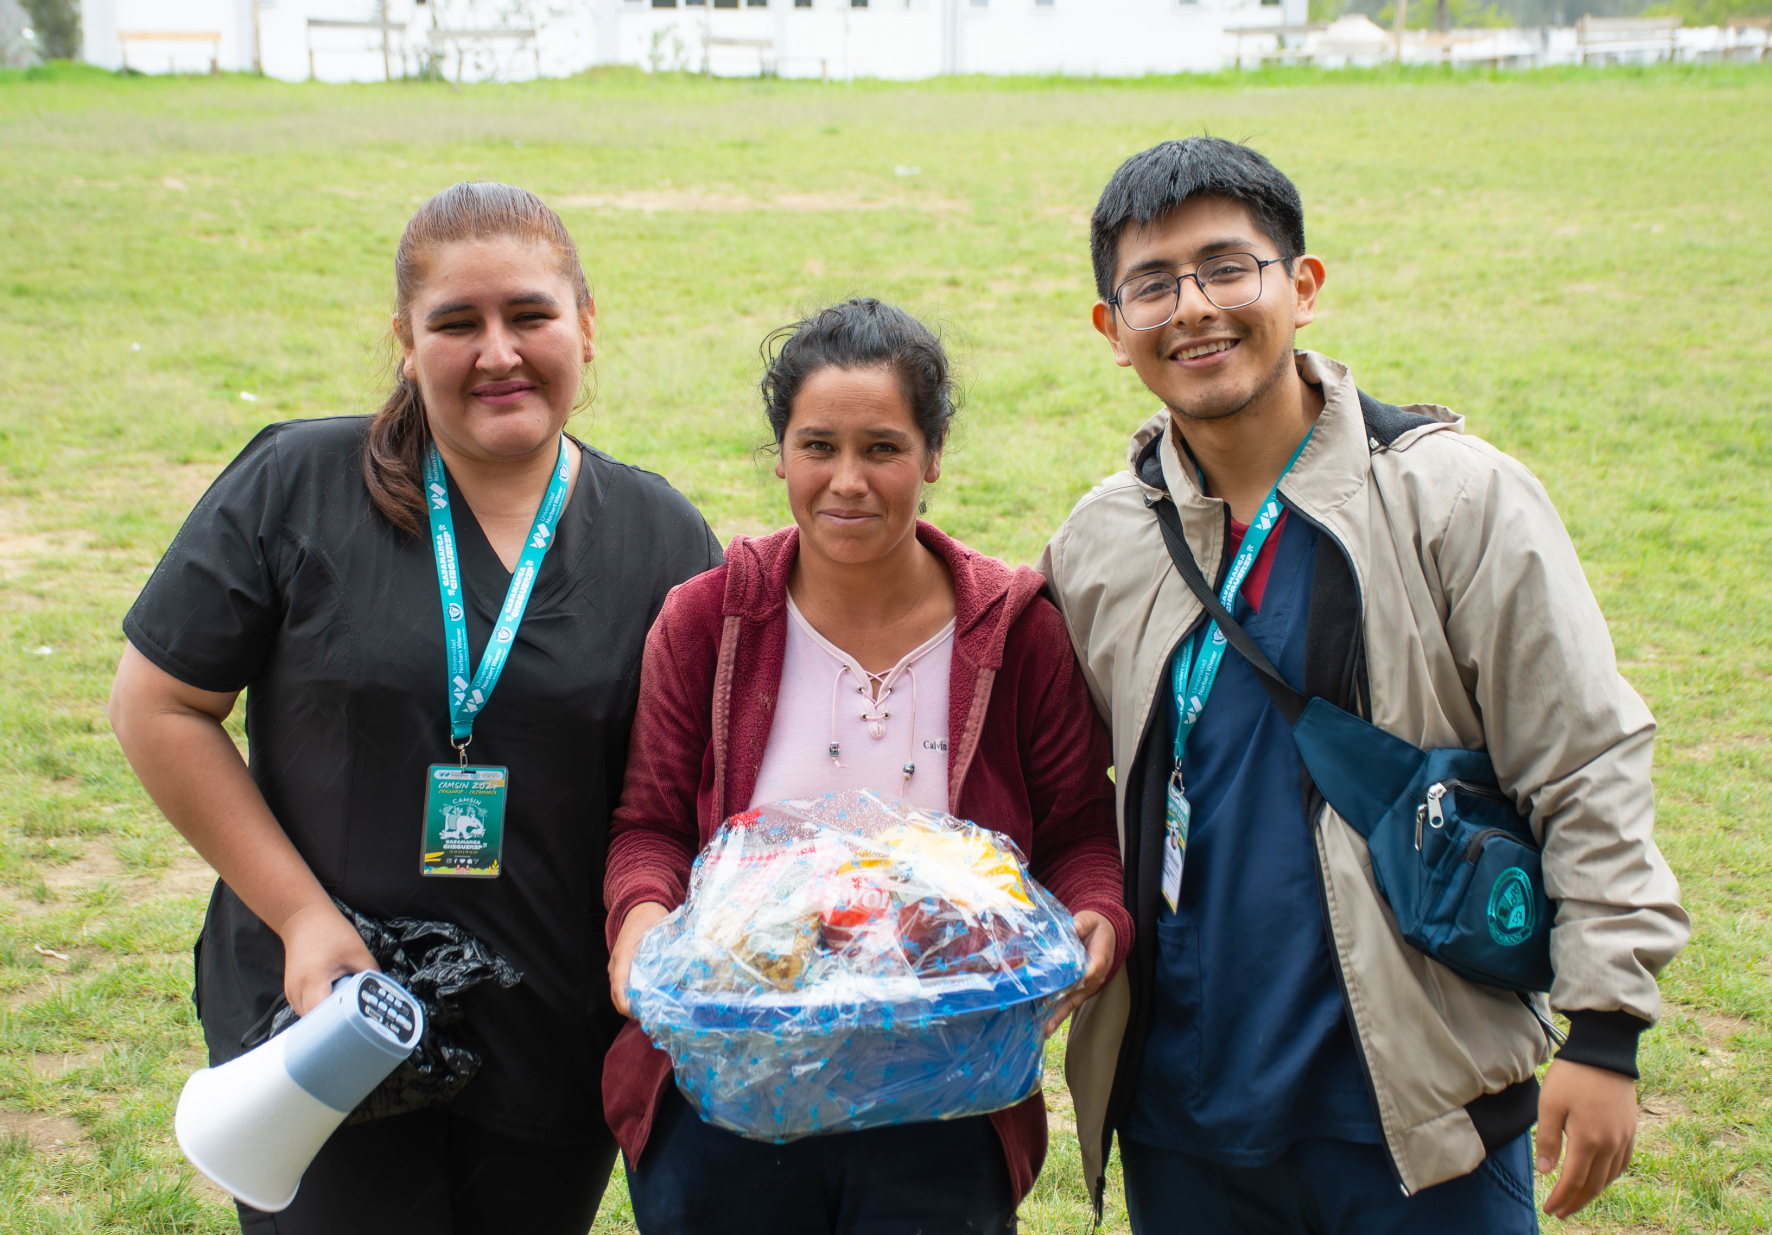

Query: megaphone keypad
[{"left": 357, "top": 975, "right": 418, "bottom": 1046}]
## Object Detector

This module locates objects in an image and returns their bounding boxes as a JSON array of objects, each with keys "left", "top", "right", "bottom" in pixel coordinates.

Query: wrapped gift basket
[{"left": 626, "top": 790, "right": 1087, "bottom": 1142}]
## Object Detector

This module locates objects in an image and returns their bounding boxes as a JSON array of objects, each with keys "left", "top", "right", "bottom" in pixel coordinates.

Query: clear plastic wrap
[{"left": 627, "top": 790, "right": 1087, "bottom": 1142}]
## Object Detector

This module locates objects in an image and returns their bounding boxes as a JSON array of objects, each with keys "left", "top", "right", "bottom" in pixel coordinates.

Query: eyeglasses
[{"left": 1110, "top": 253, "right": 1290, "bottom": 331}]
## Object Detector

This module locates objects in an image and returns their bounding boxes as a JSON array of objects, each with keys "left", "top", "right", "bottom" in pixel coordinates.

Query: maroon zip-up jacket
[{"left": 602, "top": 521, "right": 1133, "bottom": 1206}]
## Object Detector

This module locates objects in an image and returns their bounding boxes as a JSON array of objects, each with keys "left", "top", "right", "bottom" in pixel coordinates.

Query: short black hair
[
  {"left": 761, "top": 298, "right": 957, "bottom": 453},
  {"left": 1089, "top": 138, "right": 1306, "bottom": 301}
]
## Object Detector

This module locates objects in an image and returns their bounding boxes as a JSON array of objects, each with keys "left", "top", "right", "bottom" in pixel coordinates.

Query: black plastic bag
[{"left": 239, "top": 898, "right": 522, "bottom": 1125}]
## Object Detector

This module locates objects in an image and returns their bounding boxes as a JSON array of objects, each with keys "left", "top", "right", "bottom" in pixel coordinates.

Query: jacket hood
[{"left": 719, "top": 521, "right": 1046, "bottom": 672}]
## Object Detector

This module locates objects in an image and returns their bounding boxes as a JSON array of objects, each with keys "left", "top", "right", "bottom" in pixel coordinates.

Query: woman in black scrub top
[{"left": 107, "top": 182, "right": 722, "bottom": 1235}]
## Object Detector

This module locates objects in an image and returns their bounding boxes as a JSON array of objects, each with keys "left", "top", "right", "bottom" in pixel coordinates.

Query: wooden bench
[
  {"left": 1411, "top": 29, "right": 1515, "bottom": 67},
  {"left": 1576, "top": 15, "right": 1681, "bottom": 66},
  {"left": 703, "top": 34, "right": 775, "bottom": 76},
  {"left": 427, "top": 27, "right": 540, "bottom": 83},
  {"left": 772, "top": 54, "right": 831, "bottom": 81},
  {"left": 306, "top": 18, "right": 407, "bottom": 82},
  {"left": 1725, "top": 15, "right": 1772, "bottom": 62},
  {"left": 118, "top": 31, "right": 222, "bottom": 75},
  {"left": 1223, "top": 23, "right": 1327, "bottom": 70}
]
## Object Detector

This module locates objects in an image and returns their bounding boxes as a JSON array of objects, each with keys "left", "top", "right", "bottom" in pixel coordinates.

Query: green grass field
[{"left": 0, "top": 60, "right": 1767, "bottom": 1233}]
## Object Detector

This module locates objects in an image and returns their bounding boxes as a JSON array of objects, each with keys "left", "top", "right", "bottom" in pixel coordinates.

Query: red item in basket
[{"left": 818, "top": 872, "right": 894, "bottom": 951}]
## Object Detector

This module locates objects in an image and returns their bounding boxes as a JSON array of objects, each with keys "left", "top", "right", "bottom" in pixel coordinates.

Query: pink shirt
[{"left": 749, "top": 594, "right": 955, "bottom": 813}]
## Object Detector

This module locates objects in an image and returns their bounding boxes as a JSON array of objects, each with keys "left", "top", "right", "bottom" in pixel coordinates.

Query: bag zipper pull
[
  {"left": 1426, "top": 782, "right": 1448, "bottom": 831},
  {"left": 1415, "top": 804, "right": 1426, "bottom": 850}
]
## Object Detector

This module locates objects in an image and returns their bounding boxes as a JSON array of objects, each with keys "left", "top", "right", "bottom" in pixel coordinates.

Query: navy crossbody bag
[{"left": 1151, "top": 476, "right": 1557, "bottom": 995}]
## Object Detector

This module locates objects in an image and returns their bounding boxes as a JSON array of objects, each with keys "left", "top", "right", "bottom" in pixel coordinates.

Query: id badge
[
  {"left": 1161, "top": 774, "right": 1190, "bottom": 914},
  {"left": 421, "top": 765, "right": 508, "bottom": 878}
]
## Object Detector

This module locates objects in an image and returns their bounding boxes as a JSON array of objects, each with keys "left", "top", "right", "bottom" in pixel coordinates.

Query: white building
[
  {"left": 610, "top": 0, "right": 1307, "bottom": 79},
  {"left": 86, "top": 0, "right": 1745, "bottom": 81},
  {"left": 80, "top": 0, "right": 1307, "bottom": 82}
]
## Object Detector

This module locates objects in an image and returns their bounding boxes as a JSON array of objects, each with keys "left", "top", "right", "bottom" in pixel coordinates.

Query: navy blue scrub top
[{"left": 1121, "top": 510, "right": 1381, "bottom": 1165}]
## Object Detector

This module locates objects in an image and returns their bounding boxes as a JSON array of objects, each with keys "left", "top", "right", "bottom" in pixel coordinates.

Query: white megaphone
[{"left": 175, "top": 970, "right": 424, "bottom": 1212}]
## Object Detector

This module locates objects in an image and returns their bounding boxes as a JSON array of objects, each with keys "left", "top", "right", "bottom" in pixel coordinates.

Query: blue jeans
[
  {"left": 1121, "top": 1131, "right": 1538, "bottom": 1235},
  {"left": 626, "top": 1085, "right": 1017, "bottom": 1235}
]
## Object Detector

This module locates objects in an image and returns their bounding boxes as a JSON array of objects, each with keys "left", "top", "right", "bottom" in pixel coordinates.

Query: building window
[
  {"left": 796, "top": 0, "right": 813, "bottom": 6},
  {"left": 1034, "top": 0, "right": 1053, "bottom": 5},
  {"left": 653, "top": 0, "right": 676, "bottom": 7},
  {"left": 851, "top": 0, "right": 867, "bottom": 7},
  {"left": 748, "top": 0, "right": 769, "bottom": 6}
]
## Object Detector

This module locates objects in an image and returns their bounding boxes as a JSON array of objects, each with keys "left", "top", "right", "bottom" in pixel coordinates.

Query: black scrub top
[{"left": 124, "top": 416, "right": 722, "bottom": 1144}]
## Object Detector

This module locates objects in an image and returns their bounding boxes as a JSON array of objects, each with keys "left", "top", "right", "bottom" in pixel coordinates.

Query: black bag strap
[
  {"left": 1151, "top": 496, "right": 1308, "bottom": 727},
  {"left": 1145, "top": 395, "right": 1434, "bottom": 727}
]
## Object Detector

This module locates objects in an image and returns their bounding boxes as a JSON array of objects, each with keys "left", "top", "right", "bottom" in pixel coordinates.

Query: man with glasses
[{"left": 1040, "top": 138, "right": 1687, "bottom": 1233}]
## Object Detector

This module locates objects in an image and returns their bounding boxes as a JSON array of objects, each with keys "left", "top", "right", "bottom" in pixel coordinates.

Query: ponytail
[{"left": 363, "top": 373, "right": 430, "bottom": 535}]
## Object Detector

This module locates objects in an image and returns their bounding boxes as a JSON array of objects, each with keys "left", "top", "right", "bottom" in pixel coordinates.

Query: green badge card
[{"left": 421, "top": 765, "right": 508, "bottom": 878}]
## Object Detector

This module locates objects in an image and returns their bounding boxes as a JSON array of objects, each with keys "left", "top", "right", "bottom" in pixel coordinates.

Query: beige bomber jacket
[{"left": 1040, "top": 351, "right": 1689, "bottom": 1197}]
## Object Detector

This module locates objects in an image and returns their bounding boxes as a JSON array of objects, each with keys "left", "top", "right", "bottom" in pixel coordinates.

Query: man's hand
[
  {"left": 280, "top": 900, "right": 379, "bottom": 1016},
  {"left": 609, "top": 902, "right": 672, "bottom": 1017},
  {"left": 1536, "top": 1058, "right": 1638, "bottom": 1219},
  {"left": 1044, "top": 910, "right": 1117, "bottom": 1036}
]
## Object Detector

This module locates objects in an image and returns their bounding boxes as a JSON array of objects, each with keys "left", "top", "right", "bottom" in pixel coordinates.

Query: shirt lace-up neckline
[{"left": 786, "top": 594, "right": 956, "bottom": 793}]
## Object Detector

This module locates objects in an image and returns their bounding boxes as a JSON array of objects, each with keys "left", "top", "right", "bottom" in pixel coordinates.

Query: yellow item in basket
[{"left": 853, "top": 822, "right": 1032, "bottom": 913}]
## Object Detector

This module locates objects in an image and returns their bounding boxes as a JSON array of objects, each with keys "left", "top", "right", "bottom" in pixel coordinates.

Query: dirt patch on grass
[
  {"left": 6, "top": 834, "right": 214, "bottom": 968},
  {"left": 1638, "top": 1094, "right": 1696, "bottom": 1132},
  {"left": 1698, "top": 1012, "right": 1754, "bottom": 1044},
  {"left": 1689, "top": 1011, "right": 1757, "bottom": 1075},
  {"left": 145, "top": 847, "right": 219, "bottom": 900},
  {"left": 42, "top": 839, "right": 125, "bottom": 891},
  {"left": 0, "top": 462, "right": 224, "bottom": 581},
  {"left": 0, "top": 501, "right": 94, "bottom": 582},
  {"left": 554, "top": 189, "right": 967, "bottom": 215},
  {"left": 31, "top": 837, "right": 212, "bottom": 902},
  {"left": 0, "top": 1108, "right": 83, "bottom": 1155},
  {"left": 0, "top": 531, "right": 93, "bottom": 580},
  {"left": 30, "top": 1050, "right": 102, "bottom": 1078}
]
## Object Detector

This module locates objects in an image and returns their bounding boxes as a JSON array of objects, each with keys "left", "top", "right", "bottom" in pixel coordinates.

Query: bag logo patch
[{"left": 1487, "top": 866, "right": 1536, "bottom": 946}]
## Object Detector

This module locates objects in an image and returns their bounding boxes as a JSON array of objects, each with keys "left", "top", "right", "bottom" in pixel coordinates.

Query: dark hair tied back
[{"left": 761, "top": 299, "right": 956, "bottom": 454}]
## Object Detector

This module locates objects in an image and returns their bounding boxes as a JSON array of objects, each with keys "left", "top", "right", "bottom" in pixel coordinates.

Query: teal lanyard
[
  {"left": 1171, "top": 430, "right": 1314, "bottom": 767},
  {"left": 423, "top": 434, "right": 572, "bottom": 753}
]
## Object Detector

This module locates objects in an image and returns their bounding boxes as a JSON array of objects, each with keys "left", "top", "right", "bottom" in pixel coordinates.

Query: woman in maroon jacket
[{"left": 603, "top": 299, "right": 1132, "bottom": 1234}]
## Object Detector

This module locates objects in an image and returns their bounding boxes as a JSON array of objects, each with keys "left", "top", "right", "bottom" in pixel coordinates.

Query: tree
[
  {"left": 1373, "top": 0, "right": 1517, "bottom": 25},
  {"left": 1645, "top": 0, "right": 1772, "bottom": 21},
  {"left": 21, "top": 0, "right": 77, "bottom": 60}
]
